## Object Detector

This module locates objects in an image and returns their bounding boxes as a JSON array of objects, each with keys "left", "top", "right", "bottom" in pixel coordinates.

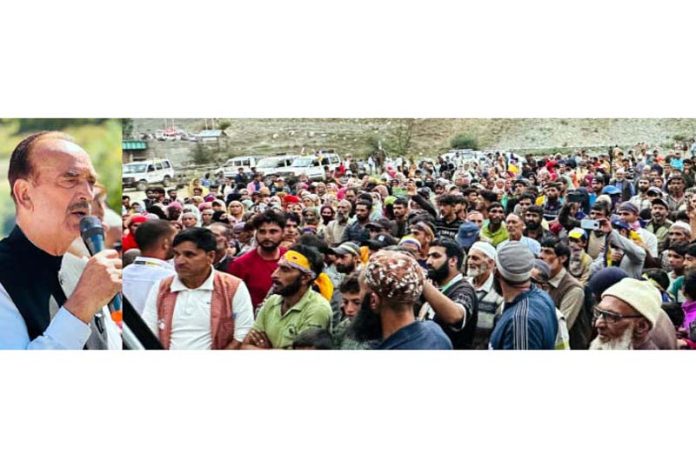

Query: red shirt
[{"left": 227, "top": 247, "right": 287, "bottom": 311}]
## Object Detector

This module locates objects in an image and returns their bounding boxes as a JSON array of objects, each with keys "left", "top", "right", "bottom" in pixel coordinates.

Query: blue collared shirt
[{"left": 0, "top": 282, "right": 91, "bottom": 349}]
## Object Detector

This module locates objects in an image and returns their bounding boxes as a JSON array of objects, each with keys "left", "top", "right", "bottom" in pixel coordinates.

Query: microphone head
[{"left": 79, "top": 215, "right": 104, "bottom": 241}]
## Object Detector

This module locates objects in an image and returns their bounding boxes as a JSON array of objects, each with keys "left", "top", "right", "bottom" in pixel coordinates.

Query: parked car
[
  {"left": 215, "top": 156, "right": 261, "bottom": 178},
  {"left": 278, "top": 153, "right": 342, "bottom": 180},
  {"left": 122, "top": 159, "right": 176, "bottom": 191},
  {"left": 255, "top": 155, "right": 297, "bottom": 179}
]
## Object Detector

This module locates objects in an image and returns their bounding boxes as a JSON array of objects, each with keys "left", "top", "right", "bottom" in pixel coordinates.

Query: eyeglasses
[{"left": 592, "top": 306, "right": 644, "bottom": 324}]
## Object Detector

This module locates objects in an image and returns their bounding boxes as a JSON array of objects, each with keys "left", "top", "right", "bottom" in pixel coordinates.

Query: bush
[{"left": 450, "top": 133, "right": 479, "bottom": 150}]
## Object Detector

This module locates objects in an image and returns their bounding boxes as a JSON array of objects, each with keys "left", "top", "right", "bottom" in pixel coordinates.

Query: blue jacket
[{"left": 489, "top": 286, "right": 558, "bottom": 350}]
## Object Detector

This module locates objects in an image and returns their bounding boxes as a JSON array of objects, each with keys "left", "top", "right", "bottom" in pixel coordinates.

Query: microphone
[{"left": 79, "top": 216, "right": 122, "bottom": 327}]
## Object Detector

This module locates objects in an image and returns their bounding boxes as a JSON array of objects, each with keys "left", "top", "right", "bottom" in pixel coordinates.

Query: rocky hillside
[{"left": 128, "top": 118, "right": 696, "bottom": 159}]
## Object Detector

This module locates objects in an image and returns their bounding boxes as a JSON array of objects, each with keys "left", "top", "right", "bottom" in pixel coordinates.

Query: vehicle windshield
[
  {"left": 291, "top": 158, "right": 314, "bottom": 168},
  {"left": 124, "top": 164, "right": 147, "bottom": 174}
]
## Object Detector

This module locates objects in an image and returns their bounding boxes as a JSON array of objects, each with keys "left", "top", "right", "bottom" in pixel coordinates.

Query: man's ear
[
  {"left": 370, "top": 292, "right": 380, "bottom": 311},
  {"left": 633, "top": 318, "right": 651, "bottom": 341},
  {"left": 13, "top": 179, "right": 33, "bottom": 210},
  {"left": 206, "top": 250, "right": 216, "bottom": 264}
]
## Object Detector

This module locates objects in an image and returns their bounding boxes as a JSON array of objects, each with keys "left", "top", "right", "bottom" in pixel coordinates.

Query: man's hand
[
  {"left": 64, "top": 250, "right": 122, "bottom": 324},
  {"left": 244, "top": 329, "right": 271, "bottom": 349}
]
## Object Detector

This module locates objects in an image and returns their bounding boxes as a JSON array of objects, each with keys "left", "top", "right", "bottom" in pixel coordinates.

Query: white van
[
  {"left": 123, "top": 159, "right": 176, "bottom": 191},
  {"left": 254, "top": 155, "right": 296, "bottom": 178},
  {"left": 281, "top": 153, "right": 342, "bottom": 180},
  {"left": 216, "top": 156, "right": 261, "bottom": 178}
]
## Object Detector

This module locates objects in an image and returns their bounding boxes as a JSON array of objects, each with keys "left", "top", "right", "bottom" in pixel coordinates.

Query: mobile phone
[{"left": 580, "top": 219, "right": 600, "bottom": 230}]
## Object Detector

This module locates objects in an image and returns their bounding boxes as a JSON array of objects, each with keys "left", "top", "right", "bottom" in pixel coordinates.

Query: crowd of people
[{"left": 122, "top": 141, "right": 696, "bottom": 349}]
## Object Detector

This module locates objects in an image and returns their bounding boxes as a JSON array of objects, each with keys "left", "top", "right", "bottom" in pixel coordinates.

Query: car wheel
[{"left": 136, "top": 180, "right": 147, "bottom": 192}]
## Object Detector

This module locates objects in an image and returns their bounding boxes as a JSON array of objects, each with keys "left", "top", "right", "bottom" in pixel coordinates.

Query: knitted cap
[
  {"left": 364, "top": 250, "right": 425, "bottom": 303},
  {"left": 602, "top": 278, "right": 662, "bottom": 329},
  {"left": 496, "top": 241, "right": 534, "bottom": 282}
]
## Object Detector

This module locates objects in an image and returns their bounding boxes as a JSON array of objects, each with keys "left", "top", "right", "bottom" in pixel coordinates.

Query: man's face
[
  {"left": 669, "top": 228, "right": 688, "bottom": 246},
  {"left": 168, "top": 191, "right": 177, "bottom": 200},
  {"left": 589, "top": 209, "right": 605, "bottom": 220},
  {"left": 271, "top": 264, "right": 306, "bottom": 296},
  {"left": 651, "top": 204, "right": 667, "bottom": 222},
  {"left": 393, "top": 203, "right": 407, "bottom": 219},
  {"left": 540, "top": 247, "right": 562, "bottom": 273},
  {"left": 21, "top": 138, "right": 97, "bottom": 241},
  {"left": 335, "top": 253, "right": 356, "bottom": 274},
  {"left": 208, "top": 224, "right": 230, "bottom": 253},
  {"left": 438, "top": 203, "right": 453, "bottom": 219},
  {"left": 146, "top": 190, "right": 155, "bottom": 200},
  {"left": 591, "top": 180, "right": 604, "bottom": 193},
  {"left": 516, "top": 198, "right": 532, "bottom": 214},
  {"left": 618, "top": 209, "right": 637, "bottom": 225},
  {"left": 505, "top": 214, "right": 524, "bottom": 238},
  {"left": 181, "top": 213, "right": 197, "bottom": 228},
  {"left": 467, "top": 192, "right": 479, "bottom": 205},
  {"left": 122, "top": 197, "right": 130, "bottom": 208},
  {"left": 591, "top": 296, "right": 643, "bottom": 350},
  {"left": 488, "top": 206, "right": 505, "bottom": 224},
  {"left": 638, "top": 179, "right": 650, "bottom": 193},
  {"left": 341, "top": 291, "right": 362, "bottom": 319},
  {"left": 337, "top": 203, "right": 350, "bottom": 218},
  {"left": 355, "top": 204, "right": 370, "bottom": 222},
  {"left": 465, "top": 212, "right": 482, "bottom": 228},
  {"left": 667, "top": 250, "right": 685, "bottom": 272},
  {"left": 568, "top": 238, "right": 585, "bottom": 253},
  {"left": 466, "top": 250, "right": 491, "bottom": 278},
  {"left": 684, "top": 253, "right": 696, "bottom": 273},
  {"left": 345, "top": 190, "right": 357, "bottom": 205},
  {"left": 668, "top": 178, "right": 685, "bottom": 194},
  {"left": 545, "top": 187, "right": 559, "bottom": 201},
  {"left": 173, "top": 241, "right": 214, "bottom": 281},
  {"left": 426, "top": 246, "right": 451, "bottom": 284},
  {"left": 514, "top": 183, "right": 526, "bottom": 195},
  {"left": 256, "top": 222, "right": 283, "bottom": 252}
]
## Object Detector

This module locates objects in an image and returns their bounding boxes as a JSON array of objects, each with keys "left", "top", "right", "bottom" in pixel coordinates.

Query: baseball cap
[
  {"left": 568, "top": 227, "right": 588, "bottom": 241},
  {"left": 456, "top": 221, "right": 480, "bottom": 250}
]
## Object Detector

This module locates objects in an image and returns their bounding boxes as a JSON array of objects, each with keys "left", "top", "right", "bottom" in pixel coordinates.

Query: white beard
[
  {"left": 590, "top": 325, "right": 634, "bottom": 350},
  {"left": 467, "top": 263, "right": 489, "bottom": 280}
]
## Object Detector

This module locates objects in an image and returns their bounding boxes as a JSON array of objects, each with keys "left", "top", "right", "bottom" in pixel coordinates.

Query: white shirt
[
  {"left": 142, "top": 269, "right": 253, "bottom": 350},
  {"left": 123, "top": 256, "right": 175, "bottom": 315}
]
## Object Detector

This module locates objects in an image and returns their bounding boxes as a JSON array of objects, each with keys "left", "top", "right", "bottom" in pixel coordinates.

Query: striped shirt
[{"left": 489, "top": 286, "right": 558, "bottom": 350}]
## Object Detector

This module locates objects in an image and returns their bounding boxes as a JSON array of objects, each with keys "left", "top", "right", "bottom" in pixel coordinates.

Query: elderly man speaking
[{"left": 0, "top": 131, "right": 122, "bottom": 349}]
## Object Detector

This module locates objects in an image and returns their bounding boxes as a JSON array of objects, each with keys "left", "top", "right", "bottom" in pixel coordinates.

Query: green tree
[
  {"left": 450, "top": 133, "right": 479, "bottom": 150},
  {"left": 190, "top": 142, "right": 214, "bottom": 165}
]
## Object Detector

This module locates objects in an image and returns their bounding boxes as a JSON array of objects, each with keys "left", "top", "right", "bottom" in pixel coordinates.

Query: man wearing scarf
[
  {"left": 0, "top": 132, "right": 122, "bottom": 349},
  {"left": 242, "top": 245, "right": 332, "bottom": 349}
]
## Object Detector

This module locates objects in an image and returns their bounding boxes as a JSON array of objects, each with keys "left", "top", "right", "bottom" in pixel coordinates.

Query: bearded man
[
  {"left": 590, "top": 278, "right": 664, "bottom": 350},
  {"left": 466, "top": 242, "right": 504, "bottom": 349}
]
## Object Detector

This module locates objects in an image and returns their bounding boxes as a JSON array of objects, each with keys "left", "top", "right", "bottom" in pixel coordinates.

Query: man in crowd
[
  {"left": 591, "top": 278, "right": 663, "bottom": 350},
  {"left": 142, "top": 228, "right": 253, "bottom": 349},
  {"left": 617, "top": 201, "right": 658, "bottom": 257},
  {"left": 465, "top": 242, "right": 503, "bottom": 349},
  {"left": 421, "top": 238, "right": 478, "bottom": 349},
  {"left": 392, "top": 197, "right": 410, "bottom": 238},
  {"left": 479, "top": 202, "right": 508, "bottom": 247},
  {"left": 646, "top": 198, "right": 673, "bottom": 253},
  {"left": 542, "top": 182, "right": 563, "bottom": 221},
  {"left": 499, "top": 213, "right": 540, "bottom": 256},
  {"left": 350, "top": 250, "right": 452, "bottom": 349},
  {"left": 123, "top": 219, "right": 176, "bottom": 315},
  {"left": 434, "top": 194, "right": 465, "bottom": 241},
  {"left": 665, "top": 173, "right": 687, "bottom": 215},
  {"left": 489, "top": 241, "right": 558, "bottom": 349},
  {"left": 228, "top": 210, "right": 287, "bottom": 311},
  {"left": 341, "top": 199, "right": 372, "bottom": 243},
  {"left": 242, "top": 244, "right": 332, "bottom": 349},
  {"left": 208, "top": 222, "right": 235, "bottom": 271},
  {"left": 523, "top": 205, "right": 551, "bottom": 244},
  {"left": 332, "top": 241, "right": 362, "bottom": 275},
  {"left": 324, "top": 200, "right": 352, "bottom": 246},
  {"left": 566, "top": 228, "right": 593, "bottom": 285},
  {"left": 539, "top": 240, "right": 585, "bottom": 336}
]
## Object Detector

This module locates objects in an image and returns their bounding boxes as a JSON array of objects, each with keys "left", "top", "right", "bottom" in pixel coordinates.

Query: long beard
[
  {"left": 525, "top": 220, "right": 541, "bottom": 231},
  {"left": 427, "top": 261, "right": 450, "bottom": 283},
  {"left": 336, "top": 262, "right": 355, "bottom": 274},
  {"left": 348, "top": 295, "right": 383, "bottom": 342},
  {"left": 466, "top": 262, "right": 489, "bottom": 279},
  {"left": 337, "top": 213, "right": 347, "bottom": 223},
  {"left": 589, "top": 325, "right": 634, "bottom": 350}
]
